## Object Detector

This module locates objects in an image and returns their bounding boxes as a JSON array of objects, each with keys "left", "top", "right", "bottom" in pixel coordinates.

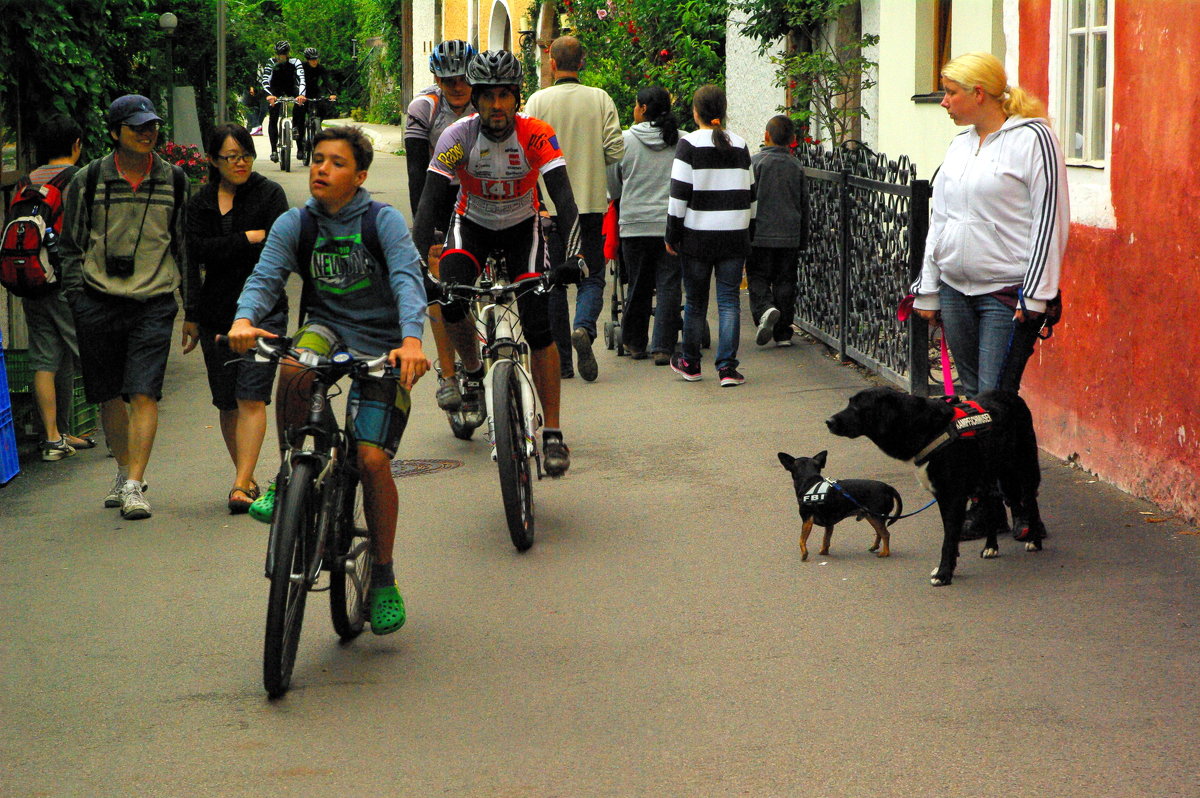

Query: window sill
[{"left": 912, "top": 92, "right": 945, "bottom": 104}]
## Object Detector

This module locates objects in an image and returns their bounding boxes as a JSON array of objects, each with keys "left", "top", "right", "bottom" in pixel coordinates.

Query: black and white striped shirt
[{"left": 666, "top": 129, "right": 757, "bottom": 258}]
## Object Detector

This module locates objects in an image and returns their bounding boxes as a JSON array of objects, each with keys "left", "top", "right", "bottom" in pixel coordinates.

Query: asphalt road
[{"left": 1, "top": 138, "right": 1198, "bottom": 797}]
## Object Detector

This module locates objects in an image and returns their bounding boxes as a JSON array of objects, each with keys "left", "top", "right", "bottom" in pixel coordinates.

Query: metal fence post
[
  {"left": 907, "top": 179, "right": 932, "bottom": 395},
  {"left": 837, "top": 169, "right": 850, "bottom": 363}
]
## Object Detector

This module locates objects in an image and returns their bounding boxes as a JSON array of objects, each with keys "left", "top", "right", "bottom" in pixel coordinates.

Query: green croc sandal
[
  {"left": 249, "top": 481, "right": 276, "bottom": 524},
  {"left": 369, "top": 582, "right": 406, "bottom": 635}
]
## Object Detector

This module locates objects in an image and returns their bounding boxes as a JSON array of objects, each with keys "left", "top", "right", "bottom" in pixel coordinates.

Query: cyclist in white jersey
[{"left": 412, "top": 50, "right": 586, "bottom": 476}]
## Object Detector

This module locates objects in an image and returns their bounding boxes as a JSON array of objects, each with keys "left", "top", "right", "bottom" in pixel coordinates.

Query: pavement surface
[{"left": 2, "top": 139, "right": 1199, "bottom": 797}]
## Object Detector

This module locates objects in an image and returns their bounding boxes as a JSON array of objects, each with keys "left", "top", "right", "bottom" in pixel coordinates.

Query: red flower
[{"left": 659, "top": 48, "right": 669, "bottom": 57}]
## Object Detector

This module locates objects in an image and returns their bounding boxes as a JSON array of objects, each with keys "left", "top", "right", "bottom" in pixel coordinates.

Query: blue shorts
[{"left": 292, "top": 323, "right": 411, "bottom": 457}]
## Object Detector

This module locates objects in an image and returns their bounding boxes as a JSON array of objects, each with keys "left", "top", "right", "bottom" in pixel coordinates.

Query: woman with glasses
[{"left": 183, "top": 123, "right": 289, "bottom": 513}]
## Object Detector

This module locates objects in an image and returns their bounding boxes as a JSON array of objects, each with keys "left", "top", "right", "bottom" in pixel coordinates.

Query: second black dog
[{"left": 778, "top": 450, "right": 903, "bottom": 561}]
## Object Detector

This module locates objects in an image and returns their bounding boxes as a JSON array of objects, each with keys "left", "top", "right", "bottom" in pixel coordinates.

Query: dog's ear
[
  {"left": 814, "top": 450, "right": 827, "bottom": 469},
  {"left": 778, "top": 452, "right": 795, "bottom": 469}
]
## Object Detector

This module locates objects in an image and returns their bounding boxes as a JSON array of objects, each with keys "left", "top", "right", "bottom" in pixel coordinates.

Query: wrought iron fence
[{"left": 794, "top": 143, "right": 934, "bottom": 395}]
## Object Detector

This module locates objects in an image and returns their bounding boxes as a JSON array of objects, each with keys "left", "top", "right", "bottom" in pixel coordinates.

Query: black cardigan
[{"left": 185, "top": 172, "right": 289, "bottom": 328}]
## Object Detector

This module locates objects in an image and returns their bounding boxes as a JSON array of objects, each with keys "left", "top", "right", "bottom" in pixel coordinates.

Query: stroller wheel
[
  {"left": 603, "top": 321, "right": 616, "bottom": 351},
  {"left": 614, "top": 325, "right": 624, "bottom": 356},
  {"left": 702, "top": 320, "right": 712, "bottom": 349}
]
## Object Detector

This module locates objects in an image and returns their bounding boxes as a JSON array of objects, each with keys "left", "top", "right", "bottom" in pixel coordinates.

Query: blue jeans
[
  {"left": 938, "top": 284, "right": 1018, "bottom": 397},
  {"left": 681, "top": 255, "right": 744, "bottom": 370},
  {"left": 547, "top": 212, "right": 606, "bottom": 364}
]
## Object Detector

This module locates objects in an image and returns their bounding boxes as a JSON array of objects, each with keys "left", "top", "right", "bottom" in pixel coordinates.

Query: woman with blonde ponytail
[
  {"left": 912, "top": 51, "right": 1070, "bottom": 543},
  {"left": 912, "top": 51, "right": 1069, "bottom": 396}
]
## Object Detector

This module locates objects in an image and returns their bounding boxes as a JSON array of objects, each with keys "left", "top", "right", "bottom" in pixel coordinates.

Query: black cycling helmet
[
  {"left": 466, "top": 49, "right": 523, "bottom": 89},
  {"left": 429, "top": 40, "right": 476, "bottom": 78},
  {"left": 274, "top": 40, "right": 290, "bottom": 54},
  {"left": 304, "top": 47, "right": 319, "bottom": 60}
]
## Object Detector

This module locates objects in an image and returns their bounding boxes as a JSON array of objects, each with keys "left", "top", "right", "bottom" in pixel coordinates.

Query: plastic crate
[
  {"left": 0, "top": 345, "right": 9, "bottom": 401},
  {"left": 4, "top": 348, "right": 33, "bottom": 394},
  {"left": 70, "top": 382, "right": 100, "bottom": 436},
  {"left": 1, "top": 406, "right": 18, "bottom": 485}
]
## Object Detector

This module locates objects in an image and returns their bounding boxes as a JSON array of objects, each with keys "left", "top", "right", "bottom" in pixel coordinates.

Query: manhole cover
[{"left": 391, "top": 458, "right": 464, "bottom": 478}]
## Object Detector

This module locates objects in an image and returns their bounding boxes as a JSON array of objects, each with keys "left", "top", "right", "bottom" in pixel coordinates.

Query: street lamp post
[{"left": 158, "top": 12, "right": 178, "bottom": 139}]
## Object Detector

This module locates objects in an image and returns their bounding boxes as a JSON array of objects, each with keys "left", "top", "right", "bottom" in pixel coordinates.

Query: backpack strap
[
  {"left": 83, "top": 159, "right": 102, "bottom": 218},
  {"left": 359, "top": 201, "right": 387, "bottom": 268}
]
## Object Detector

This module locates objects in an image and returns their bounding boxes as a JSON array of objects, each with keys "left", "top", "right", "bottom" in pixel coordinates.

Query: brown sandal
[{"left": 228, "top": 485, "right": 257, "bottom": 514}]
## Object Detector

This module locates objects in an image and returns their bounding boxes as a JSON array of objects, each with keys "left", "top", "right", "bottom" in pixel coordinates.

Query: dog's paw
[
  {"left": 981, "top": 546, "right": 999, "bottom": 559},
  {"left": 930, "top": 575, "right": 951, "bottom": 586},
  {"left": 801, "top": 551, "right": 809, "bottom": 562},
  {"left": 875, "top": 550, "right": 889, "bottom": 558},
  {"left": 1025, "top": 540, "right": 1042, "bottom": 552}
]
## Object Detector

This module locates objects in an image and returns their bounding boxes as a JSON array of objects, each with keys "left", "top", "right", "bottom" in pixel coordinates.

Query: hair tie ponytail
[{"left": 710, "top": 118, "right": 721, "bottom": 126}]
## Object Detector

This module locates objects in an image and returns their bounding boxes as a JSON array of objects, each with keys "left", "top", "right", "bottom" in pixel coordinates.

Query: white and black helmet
[
  {"left": 304, "top": 47, "right": 319, "bottom": 60},
  {"left": 465, "top": 49, "right": 524, "bottom": 88},
  {"left": 274, "top": 40, "right": 291, "bottom": 54},
  {"left": 429, "top": 40, "right": 476, "bottom": 77}
]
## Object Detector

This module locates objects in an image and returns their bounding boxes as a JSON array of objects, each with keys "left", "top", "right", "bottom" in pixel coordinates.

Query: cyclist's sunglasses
[{"left": 124, "top": 121, "right": 161, "bottom": 134}]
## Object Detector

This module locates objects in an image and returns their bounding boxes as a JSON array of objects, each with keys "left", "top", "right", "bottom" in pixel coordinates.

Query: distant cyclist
[
  {"left": 405, "top": 39, "right": 478, "bottom": 417},
  {"left": 300, "top": 47, "right": 337, "bottom": 153},
  {"left": 412, "top": 50, "right": 587, "bottom": 476},
  {"left": 260, "top": 40, "right": 307, "bottom": 163}
]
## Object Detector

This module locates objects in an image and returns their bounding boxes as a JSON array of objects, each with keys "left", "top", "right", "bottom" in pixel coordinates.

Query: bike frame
[{"left": 477, "top": 278, "right": 541, "bottom": 471}]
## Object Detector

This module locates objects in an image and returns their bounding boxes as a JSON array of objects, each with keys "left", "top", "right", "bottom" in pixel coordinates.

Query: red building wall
[{"left": 1019, "top": 1, "right": 1200, "bottom": 522}]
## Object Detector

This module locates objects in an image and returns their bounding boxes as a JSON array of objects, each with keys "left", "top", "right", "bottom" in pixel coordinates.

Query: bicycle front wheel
[
  {"left": 263, "top": 460, "right": 315, "bottom": 698},
  {"left": 330, "top": 469, "right": 373, "bottom": 640},
  {"left": 281, "top": 120, "right": 292, "bottom": 172},
  {"left": 492, "top": 360, "right": 535, "bottom": 551}
]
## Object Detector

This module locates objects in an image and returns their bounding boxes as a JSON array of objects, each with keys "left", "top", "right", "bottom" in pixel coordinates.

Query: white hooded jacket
[{"left": 912, "top": 115, "right": 1069, "bottom": 313}]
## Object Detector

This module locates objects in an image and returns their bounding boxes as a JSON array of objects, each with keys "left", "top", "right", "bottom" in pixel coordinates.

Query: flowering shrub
[
  {"left": 157, "top": 141, "right": 209, "bottom": 184},
  {"left": 564, "top": 0, "right": 727, "bottom": 129}
]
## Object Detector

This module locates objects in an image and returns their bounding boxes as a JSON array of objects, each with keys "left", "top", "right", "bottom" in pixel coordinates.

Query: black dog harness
[{"left": 913, "top": 398, "right": 993, "bottom": 466}]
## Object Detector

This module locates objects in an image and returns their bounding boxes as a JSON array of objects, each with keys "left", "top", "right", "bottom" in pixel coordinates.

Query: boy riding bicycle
[{"left": 227, "top": 126, "right": 429, "bottom": 635}]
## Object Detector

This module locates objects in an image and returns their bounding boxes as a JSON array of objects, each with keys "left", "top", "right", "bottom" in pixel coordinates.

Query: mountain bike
[
  {"left": 224, "top": 335, "right": 390, "bottom": 698},
  {"left": 274, "top": 96, "right": 298, "bottom": 172},
  {"left": 436, "top": 263, "right": 555, "bottom": 552},
  {"left": 299, "top": 96, "right": 334, "bottom": 166}
]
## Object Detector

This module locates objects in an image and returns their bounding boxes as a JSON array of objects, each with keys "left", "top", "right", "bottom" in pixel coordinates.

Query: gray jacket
[
  {"left": 606, "top": 122, "right": 674, "bottom": 238},
  {"left": 749, "top": 145, "right": 806, "bottom": 248}
]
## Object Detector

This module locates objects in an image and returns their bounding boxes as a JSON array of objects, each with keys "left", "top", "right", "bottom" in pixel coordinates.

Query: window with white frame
[{"left": 1063, "top": 0, "right": 1110, "bottom": 163}]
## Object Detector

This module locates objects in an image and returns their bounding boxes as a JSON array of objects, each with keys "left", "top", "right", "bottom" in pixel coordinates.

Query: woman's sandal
[
  {"left": 368, "top": 582, "right": 407, "bottom": 635},
  {"left": 227, "top": 482, "right": 260, "bottom": 514}
]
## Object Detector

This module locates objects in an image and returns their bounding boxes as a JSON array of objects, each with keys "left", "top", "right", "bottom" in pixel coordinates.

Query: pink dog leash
[{"left": 897, "top": 294, "right": 954, "bottom": 396}]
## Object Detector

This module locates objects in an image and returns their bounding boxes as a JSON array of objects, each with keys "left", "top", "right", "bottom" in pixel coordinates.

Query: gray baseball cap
[{"left": 108, "top": 95, "right": 163, "bottom": 127}]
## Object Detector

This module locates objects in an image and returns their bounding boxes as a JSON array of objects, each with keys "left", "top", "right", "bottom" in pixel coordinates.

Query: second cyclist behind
[
  {"left": 227, "top": 126, "right": 430, "bottom": 635},
  {"left": 300, "top": 47, "right": 337, "bottom": 156},
  {"left": 404, "top": 40, "right": 482, "bottom": 423},
  {"left": 411, "top": 50, "right": 587, "bottom": 477}
]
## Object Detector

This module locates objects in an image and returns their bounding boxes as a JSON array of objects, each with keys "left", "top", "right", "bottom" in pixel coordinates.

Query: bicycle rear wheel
[
  {"left": 492, "top": 360, "right": 534, "bottom": 551},
  {"left": 330, "top": 469, "right": 373, "bottom": 640},
  {"left": 281, "top": 120, "right": 292, "bottom": 172},
  {"left": 263, "top": 461, "right": 314, "bottom": 698}
]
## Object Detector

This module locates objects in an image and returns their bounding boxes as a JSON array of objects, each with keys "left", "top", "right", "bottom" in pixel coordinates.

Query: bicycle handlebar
[
  {"left": 214, "top": 335, "right": 396, "bottom": 379},
  {"left": 428, "top": 256, "right": 587, "bottom": 305}
]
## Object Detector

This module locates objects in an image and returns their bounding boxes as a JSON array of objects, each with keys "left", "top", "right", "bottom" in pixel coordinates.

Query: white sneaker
[
  {"left": 119, "top": 480, "right": 152, "bottom": 520},
  {"left": 756, "top": 307, "right": 780, "bottom": 346},
  {"left": 104, "top": 472, "right": 127, "bottom": 507}
]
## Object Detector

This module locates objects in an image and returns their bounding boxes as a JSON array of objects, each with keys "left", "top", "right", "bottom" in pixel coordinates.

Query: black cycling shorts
[{"left": 438, "top": 213, "right": 553, "bottom": 350}]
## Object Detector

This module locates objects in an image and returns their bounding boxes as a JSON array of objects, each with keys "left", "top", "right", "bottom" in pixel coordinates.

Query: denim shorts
[
  {"left": 72, "top": 290, "right": 178, "bottom": 403},
  {"left": 198, "top": 308, "right": 286, "bottom": 411},
  {"left": 292, "top": 322, "right": 411, "bottom": 457}
]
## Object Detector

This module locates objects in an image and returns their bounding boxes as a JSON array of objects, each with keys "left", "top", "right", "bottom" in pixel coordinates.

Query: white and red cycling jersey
[{"left": 428, "top": 113, "right": 566, "bottom": 230}]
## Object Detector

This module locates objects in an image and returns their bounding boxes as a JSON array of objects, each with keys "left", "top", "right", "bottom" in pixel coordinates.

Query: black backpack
[{"left": 0, "top": 166, "right": 77, "bottom": 298}]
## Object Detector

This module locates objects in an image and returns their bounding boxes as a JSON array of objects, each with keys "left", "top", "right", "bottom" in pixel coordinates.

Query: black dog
[
  {"left": 779, "top": 450, "right": 903, "bottom": 561},
  {"left": 826, "top": 387, "right": 1045, "bottom": 586}
]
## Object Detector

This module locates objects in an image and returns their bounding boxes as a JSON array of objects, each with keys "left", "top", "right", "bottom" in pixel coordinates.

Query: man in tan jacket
[{"left": 524, "top": 37, "right": 623, "bottom": 382}]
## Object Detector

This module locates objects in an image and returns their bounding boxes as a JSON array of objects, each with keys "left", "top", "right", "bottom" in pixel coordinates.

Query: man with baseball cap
[{"left": 58, "top": 94, "right": 191, "bottom": 521}]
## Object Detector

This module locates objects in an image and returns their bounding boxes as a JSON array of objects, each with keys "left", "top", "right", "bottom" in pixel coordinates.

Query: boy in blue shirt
[{"left": 227, "top": 126, "right": 429, "bottom": 635}]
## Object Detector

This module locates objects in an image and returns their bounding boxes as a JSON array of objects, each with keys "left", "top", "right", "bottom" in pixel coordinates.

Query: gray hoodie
[
  {"left": 235, "top": 188, "right": 426, "bottom": 353},
  {"left": 606, "top": 122, "right": 674, "bottom": 238},
  {"left": 750, "top": 145, "right": 806, "bottom": 248}
]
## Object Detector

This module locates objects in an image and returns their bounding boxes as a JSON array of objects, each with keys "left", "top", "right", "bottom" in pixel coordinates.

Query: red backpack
[{"left": 0, "top": 166, "right": 76, "bottom": 298}]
